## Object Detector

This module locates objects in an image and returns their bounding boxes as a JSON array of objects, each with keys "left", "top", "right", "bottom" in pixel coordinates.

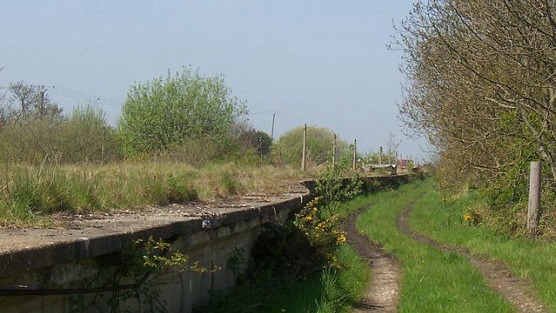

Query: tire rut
[
  {"left": 344, "top": 210, "right": 401, "bottom": 313},
  {"left": 396, "top": 201, "right": 549, "bottom": 313}
]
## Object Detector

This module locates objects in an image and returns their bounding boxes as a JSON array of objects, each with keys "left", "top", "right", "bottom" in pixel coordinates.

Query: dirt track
[
  {"left": 344, "top": 210, "right": 400, "bottom": 313},
  {"left": 344, "top": 197, "right": 549, "bottom": 313},
  {"left": 396, "top": 202, "right": 548, "bottom": 313}
]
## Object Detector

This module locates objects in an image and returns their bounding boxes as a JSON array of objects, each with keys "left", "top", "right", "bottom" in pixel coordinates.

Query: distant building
[{"left": 397, "top": 159, "right": 414, "bottom": 171}]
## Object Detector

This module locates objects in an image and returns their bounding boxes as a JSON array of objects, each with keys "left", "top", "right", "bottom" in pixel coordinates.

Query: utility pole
[
  {"left": 353, "top": 139, "right": 357, "bottom": 170},
  {"left": 332, "top": 133, "right": 337, "bottom": 167},
  {"left": 38, "top": 89, "right": 45, "bottom": 116},
  {"left": 270, "top": 111, "right": 276, "bottom": 141},
  {"left": 301, "top": 124, "right": 307, "bottom": 171}
]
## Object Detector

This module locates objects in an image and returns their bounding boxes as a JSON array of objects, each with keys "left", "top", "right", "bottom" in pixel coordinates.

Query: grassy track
[
  {"left": 408, "top": 180, "right": 556, "bottom": 312},
  {"left": 356, "top": 179, "right": 514, "bottom": 313}
]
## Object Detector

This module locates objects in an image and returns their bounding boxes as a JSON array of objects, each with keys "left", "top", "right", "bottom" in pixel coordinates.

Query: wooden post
[
  {"left": 352, "top": 139, "right": 357, "bottom": 170},
  {"left": 332, "top": 133, "right": 337, "bottom": 167},
  {"left": 301, "top": 124, "right": 307, "bottom": 171},
  {"left": 270, "top": 112, "right": 276, "bottom": 141},
  {"left": 39, "top": 89, "right": 45, "bottom": 116},
  {"left": 527, "top": 161, "right": 541, "bottom": 235}
]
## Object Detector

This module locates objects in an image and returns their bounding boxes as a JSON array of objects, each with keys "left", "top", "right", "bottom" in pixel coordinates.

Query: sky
[{"left": 0, "top": 0, "right": 429, "bottom": 160}]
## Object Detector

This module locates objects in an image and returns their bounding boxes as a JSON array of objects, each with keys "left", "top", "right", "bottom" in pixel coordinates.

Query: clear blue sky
[{"left": 0, "top": 0, "right": 428, "bottom": 160}]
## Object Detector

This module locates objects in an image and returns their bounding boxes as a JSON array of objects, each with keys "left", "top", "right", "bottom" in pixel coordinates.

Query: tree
[
  {"left": 7, "top": 82, "right": 62, "bottom": 121},
  {"left": 238, "top": 129, "right": 272, "bottom": 157},
  {"left": 396, "top": 0, "right": 556, "bottom": 234},
  {"left": 274, "top": 126, "right": 348, "bottom": 167},
  {"left": 118, "top": 67, "right": 247, "bottom": 157}
]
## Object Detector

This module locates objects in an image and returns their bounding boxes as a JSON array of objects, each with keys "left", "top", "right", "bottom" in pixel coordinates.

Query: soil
[
  {"left": 344, "top": 210, "right": 401, "bottom": 313},
  {"left": 396, "top": 203, "right": 549, "bottom": 313}
]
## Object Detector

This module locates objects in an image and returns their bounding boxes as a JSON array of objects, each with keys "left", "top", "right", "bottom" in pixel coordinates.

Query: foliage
[
  {"left": 118, "top": 67, "right": 247, "bottom": 157},
  {"left": 314, "top": 164, "right": 363, "bottom": 212},
  {"left": 293, "top": 197, "right": 346, "bottom": 263},
  {"left": 61, "top": 105, "right": 122, "bottom": 163},
  {"left": 194, "top": 244, "right": 369, "bottom": 313},
  {"left": 0, "top": 105, "right": 120, "bottom": 164},
  {"left": 395, "top": 0, "right": 556, "bottom": 234},
  {"left": 250, "top": 222, "right": 319, "bottom": 278},
  {"left": 290, "top": 166, "right": 361, "bottom": 268},
  {"left": 69, "top": 236, "right": 202, "bottom": 313},
  {"left": 237, "top": 129, "right": 272, "bottom": 157},
  {"left": 273, "top": 125, "right": 348, "bottom": 167}
]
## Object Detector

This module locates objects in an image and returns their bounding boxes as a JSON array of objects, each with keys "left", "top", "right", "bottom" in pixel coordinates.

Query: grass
[
  {"left": 0, "top": 162, "right": 309, "bottom": 226},
  {"left": 409, "top": 179, "right": 556, "bottom": 312},
  {"left": 355, "top": 179, "right": 514, "bottom": 313},
  {"left": 193, "top": 244, "right": 370, "bottom": 313}
]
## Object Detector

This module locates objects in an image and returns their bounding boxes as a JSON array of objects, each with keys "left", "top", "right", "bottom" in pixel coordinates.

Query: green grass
[
  {"left": 193, "top": 244, "right": 370, "bottom": 313},
  {"left": 355, "top": 180, "right": 514, "bottom": 313},
  {"left": 409, "top": 180, "right": 556, "bottom": 311}
]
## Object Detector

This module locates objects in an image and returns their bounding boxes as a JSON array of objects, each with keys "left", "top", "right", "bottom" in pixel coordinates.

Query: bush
[
  {"left": 0, "top": 106, "right": 121, "bottom": 164},
  {"left": 118, "top": 67, "right": 247, "bottom": 157}
]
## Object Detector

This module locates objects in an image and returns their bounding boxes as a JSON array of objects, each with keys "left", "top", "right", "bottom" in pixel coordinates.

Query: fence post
[{"left": 527, "top": 161, "right": 541, "bottom": 236}]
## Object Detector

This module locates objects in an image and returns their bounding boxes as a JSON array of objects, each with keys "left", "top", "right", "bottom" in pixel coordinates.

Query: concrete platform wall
[{"left": 0, "top": 175, "right": 410, "bottom": 313}]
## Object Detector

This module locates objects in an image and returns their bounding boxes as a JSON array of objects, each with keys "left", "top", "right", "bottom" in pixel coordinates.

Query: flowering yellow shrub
[{"left": 293, "top": 196, "right": 347, "bottom": 262}]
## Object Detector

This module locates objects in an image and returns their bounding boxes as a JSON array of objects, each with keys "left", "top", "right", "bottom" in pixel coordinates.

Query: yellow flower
[
  {"left": 336, "top": 233, "right": 347, "bottom": 243},
  {"left": 463, "top": 213, "right": 472, "bottom": 221}
]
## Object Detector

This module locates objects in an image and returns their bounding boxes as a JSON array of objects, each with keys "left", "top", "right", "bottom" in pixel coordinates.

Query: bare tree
[
  {"left": 7, "top": 81, "right": 62, "bottom": 121},
  {"left": 396, "top": 0, "right": 556, "bottom": 234}
]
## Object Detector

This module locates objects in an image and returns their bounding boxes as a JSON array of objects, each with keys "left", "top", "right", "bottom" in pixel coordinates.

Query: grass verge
[
  {"left": 409, "top": 179, "right": 556, "bottom": 311},
  {"left": 356, "top": 179, "right": 514, "bottom": 313},
  {"left": 0, "top": 162, "right": 308, "bottom": 227}
]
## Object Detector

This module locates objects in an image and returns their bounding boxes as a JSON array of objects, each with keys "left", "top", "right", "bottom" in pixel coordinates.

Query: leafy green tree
[
  {"left": 118, "top": 67, "right": 247, "bottom": 157},
  {"left": 238, "top": 129, "right": 272, "bottom": 157},
  {"left": 274, "top": 126, "right": 348, "bottom": 167}
]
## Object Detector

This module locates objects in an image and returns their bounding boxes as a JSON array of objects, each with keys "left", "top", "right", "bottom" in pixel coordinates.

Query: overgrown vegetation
[
  {"left": 194, "top": 244, "right": 369, "bottom": 313},
  {"left": 69, "top": 236, "right": 205, "bottom": 313},
  {"left": 194, "top": 167, "right": 366, "bottom": 313},
  {"left": 0, "top": 67, "right": 369, "bottom": 224},
  {"left": 396, "top": 0, "right": 556, "bottom": 236},
  {"left": 0, "top": 162, "right": 305, "bottom": 226}
]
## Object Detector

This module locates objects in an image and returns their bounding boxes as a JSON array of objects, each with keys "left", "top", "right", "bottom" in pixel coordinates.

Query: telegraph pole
[
  {"left": 301, "top": 124, "right": 307, "bottom": 171},
  {"left": 38, "top": 89, "right": 45, "bottom": 116},
  {"left": 270, "top": 111, "right": 276, "bottom": 141},
  {"left": 332, "top": 133, "right": 337, "bottom": 167},
  {"left": 353, "top": 139, "right": 357, "bottom": 170}
]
